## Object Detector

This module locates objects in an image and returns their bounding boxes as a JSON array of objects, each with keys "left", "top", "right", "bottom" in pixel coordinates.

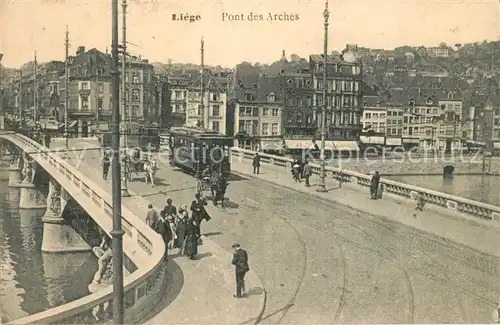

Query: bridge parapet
[
  {"left": 231, "top": 147, "right": 500, "bottom": 222},
  {"left": 1, "top": 132, "right": 166, "bottom": 325}
]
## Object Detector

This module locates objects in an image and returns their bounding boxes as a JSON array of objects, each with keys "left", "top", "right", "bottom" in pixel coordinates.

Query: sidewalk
[
  {"left": 231, "top": 159, "right": 500, "bottom": 258},
  {"left": 64, "top": 154, "right": 266, "bottom": 325}
]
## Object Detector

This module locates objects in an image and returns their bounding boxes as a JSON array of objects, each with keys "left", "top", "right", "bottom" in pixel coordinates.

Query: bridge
[{"left": 1, "top": 131, "right": 500, "bottom": 324}]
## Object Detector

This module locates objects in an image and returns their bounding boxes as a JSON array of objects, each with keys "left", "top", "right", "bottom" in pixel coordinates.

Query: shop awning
[
  {"left": 260, "top": 139, "right": 284, "bottom": 151},
  {"left": 466, "top": 140, "right": 486, "bottom": 146},
  {"left": 493, "top": 142, "right": 500, "bottom": 149},
  {"left": 386, "top": 137, "right": 402, "bottom": 146},
  {"left": 359, "top": 135, "right": 385, "bottom": 145},
  {"left": 284, "top": 139, "right": 315, "bottom": 150},
  {"left": 68, "top": 120, "right": 78, "bottom": 128},
  {"left": 332, "top": 141, "right": 360, "bottom": 151},
  {"left": 402, "top": 138, "right": 419, "bottom": 144},
  {"left": 313, "top": 141, "right": 336, "bottom": 150}
]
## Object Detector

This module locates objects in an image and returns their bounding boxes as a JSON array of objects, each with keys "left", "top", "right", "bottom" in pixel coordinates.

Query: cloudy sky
[{"left": 1, "top": 0, "right": 498, "bottom": 68}]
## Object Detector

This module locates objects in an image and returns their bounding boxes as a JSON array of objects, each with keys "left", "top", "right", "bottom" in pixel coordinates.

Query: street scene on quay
[{"left": 1, "top": 0, "right": 500, "bottom": 323}]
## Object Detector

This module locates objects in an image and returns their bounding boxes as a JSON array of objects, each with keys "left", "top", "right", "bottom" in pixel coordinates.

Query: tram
[{"left": 168, "top": 126, "right": 233, "bottom": 176}]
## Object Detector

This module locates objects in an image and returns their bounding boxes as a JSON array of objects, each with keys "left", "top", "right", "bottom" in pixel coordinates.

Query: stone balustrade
[
  {"left": 231, "top": 147, "right": 500, "bottom": 222},
  {"left": 0, "top": 132, "right": 166, "bottom": 325}
]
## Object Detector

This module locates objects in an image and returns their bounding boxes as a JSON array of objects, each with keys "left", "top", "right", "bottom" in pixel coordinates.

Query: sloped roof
[{"left": 309, "top": 54, "right": 343, "bottom": 64}]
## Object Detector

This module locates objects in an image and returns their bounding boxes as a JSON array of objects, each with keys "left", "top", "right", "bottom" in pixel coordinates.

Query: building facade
[
  {"left": 185, "top": 71, "right": 229, "bottom": 134},
  {"left": 402, "top": 96, "right": 441, "bottom": 149},
  {"left": 309, "top": 53, "right": 363, "bottom": 150},
  {"left": 437, "top": 93, "right": 463, "bottom": 151}
]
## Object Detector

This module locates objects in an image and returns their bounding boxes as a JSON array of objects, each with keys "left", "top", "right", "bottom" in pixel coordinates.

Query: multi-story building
[
  {"left": 233, "top": 72, "right": 283, "bottom": 151},
  {"left": 58, "top": 46, "right": 156, "bottom": 135},
  {"left": 437, "top": 92, "right": 463, "bottom": 151},
  {"left": 38, "top": 61, "right": 65, "bottom": 118},
  {"left": 309, "top": 51, "right": 363, "bottom": 151},
  {"left": 471, "top": 95, "right": 500, "bottom": 152},
  {"left": 402, "top": 95, "right": 441, "bottom": 149},
  {"left": 185, "top": 71, "right": 229, "bottom": 134},
  {"left": 427, "top": 46, "right": 450, "bottom": 58},
  {"left": 361, "top": 96, "right": 387, "bottom": 133}
]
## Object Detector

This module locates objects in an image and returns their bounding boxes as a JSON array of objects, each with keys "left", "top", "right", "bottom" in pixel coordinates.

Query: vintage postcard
[{"left": 0, "top": 0, "right": 499, "bottom": 324}]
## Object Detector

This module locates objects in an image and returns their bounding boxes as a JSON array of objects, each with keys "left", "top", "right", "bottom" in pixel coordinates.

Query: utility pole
[
  {"left": 62, "top": 26, "right": 70, "bottom": 159},
  {"left": 199, "top": 37, "right": 204, "bottom": 128},
  {"left": 120, "top": 0, "right": 130, "bottom": 196},
  {"left": 34, "top": 51, "right": 38, "bottom": 122},
  {"left": 316, "top": 0, "right": 329, "bottom": 193},
  {"left": 18, "top": 69, "right": 23, "bottom": 128},
  {"left": 111, "top": 0, "right": 125, "bottom": 323}
]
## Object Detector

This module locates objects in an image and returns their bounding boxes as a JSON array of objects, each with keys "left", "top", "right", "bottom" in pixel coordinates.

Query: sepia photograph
[{"left": 0, "top": 0, "right": 499, "bottom": 323}]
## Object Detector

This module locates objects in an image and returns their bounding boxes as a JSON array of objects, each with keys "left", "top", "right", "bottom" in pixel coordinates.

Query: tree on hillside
[{"left": 290, "top": 54, "right": 301, "bottom": 62}]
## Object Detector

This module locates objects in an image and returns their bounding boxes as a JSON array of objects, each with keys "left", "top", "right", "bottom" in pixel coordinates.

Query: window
[
  {"left": 253, "top": 108, "right": 259, "bottom": 117},
  {"left": 239, "top": 120, "right": 246, "bottom": 132},
  {"left": 212, "top": 105, "right": 220, "bottom": 117},
  {"left": 212, "top": 121, "right": 220, "bottom": 132},
  {"left": 268, "top": 93, "right": 275, "bottom": 102},
  {"left": 132, "top": 89, "right": 140, "bottom": 101},
  {"left": 262, "top": 123, "right": 269, "bottom": 135},
  {"left": 245, "top": 120, "right": 252, "bottom": 134},
  {"left": 317, "top": 80, "right": 324, "bottom": 90},
  {"left": 97, "top": 83, "right": 104, "bottom": 93},
  {"left": 246, "top": 94, "right": 253, "bottom": 101},
  {"left": 272, "top": 109, "right": 279, "bottom": 117},
  {"left": 198, "top": 105, "right": 203, "bottom": 115},
  {"left": 175, "top": 91, "right": 181, "bottom": 99},
  {"left": 212, "top": 93, "right": 220, "bottom": 101},
  {"left": 343, "top": 81, "right": 351, "bottom": 91},
  {"left": 263, "top": 108, "right": 270, "bottom": 116},
  {"left": 132, "top": 105, "right": 141, "bottom": 117},
  {"left": 245, "top": 107, "right": 253, "bottom": 116},
  {"left": 252, "top": 120, "right": 258, "bottom": 134},
  {"left": 343, "top": 96, "right": 351, "bottom": 107},
  {"left": 132, "top": 72, "right": 140, "bottom": 83},
  {"left": 97, "top": 98, "right": 103, "bottom": 110},
  {"left": 81, "top": 97, "right": 88, "bottom": 109},
  {"left": 81, "top": 82, "right": 89, "bottom": 89},
  {"left": 271, "top": 123, "right": 278, "bottom": 135}
]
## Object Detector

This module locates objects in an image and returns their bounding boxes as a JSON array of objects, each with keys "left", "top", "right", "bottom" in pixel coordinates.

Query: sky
[{"left": 1, "top": 0, "right": 499, "bottom": 68}]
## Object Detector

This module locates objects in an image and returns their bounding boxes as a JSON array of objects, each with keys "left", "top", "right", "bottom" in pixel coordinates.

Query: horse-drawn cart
[{"left": 124, "top": 149, "right": 158, "bottom": 184}]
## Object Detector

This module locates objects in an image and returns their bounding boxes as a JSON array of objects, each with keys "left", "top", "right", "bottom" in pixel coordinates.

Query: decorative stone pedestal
[
  {"left": 41, "top": 212, "right": 92, "bottom": 253},
  {"left": 8, "top": 167, "right": 22, "bottom": 187},
  {"left": 18, "top": 182, "right": 47, "bottom": 209}
]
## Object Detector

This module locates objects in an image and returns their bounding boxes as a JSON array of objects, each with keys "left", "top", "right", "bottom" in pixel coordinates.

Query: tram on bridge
[{"left": 168, "top": 126, "right": 232, "bottom": 177}]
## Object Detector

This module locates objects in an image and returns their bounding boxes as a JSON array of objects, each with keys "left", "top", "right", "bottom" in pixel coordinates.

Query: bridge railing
[
  {"left": 231, "top": 147, "right": 500, "bottom": 222},
  {"left": 1, "top": 132, "right": 166, "bottom": 325}
]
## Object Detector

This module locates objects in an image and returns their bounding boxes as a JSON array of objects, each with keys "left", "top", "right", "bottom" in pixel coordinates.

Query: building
[
  {"left": 309, "top": 51, "right": 363, "bottom": 151},
  {"left": 232, "top": 68, "right": 283, "bottom": 151},
  {"left": 166, "top": 76, "right": 189, "bottom": 127},
  {"left": 437, "top": 92, "right": 463, "bottom": 151},
  {"left": 427, "top": 46, "right": 450, "bottom": 58},
  {"left": 185, "top": 71, "right": 229, "bottom": 135},
  {"left": 401, "top": 94, "right": 441, "bottom": 149},
  {"left": 361, "top": 96, "right": 387, "bottom": 133},
  {"left": 471, "top": 95, "right": 500, "bottom": 152}
]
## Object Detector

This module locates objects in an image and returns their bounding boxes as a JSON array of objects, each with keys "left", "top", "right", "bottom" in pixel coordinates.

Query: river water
[{"left": 0, "top": 178, "right": 97, "bottom": 323}]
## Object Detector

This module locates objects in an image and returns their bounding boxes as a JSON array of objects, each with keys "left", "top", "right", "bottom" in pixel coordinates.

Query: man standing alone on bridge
[
  {"left": 101, "top": 150, "right": 111, "bottom": 180},
  {"left": 252, "top": 153, "right": 261, "bottom": 175},
  {"left": 370, "top": 171, "right": 380, "bottom": 199},
  {"left": 303, "top": 160, "right": 312, "bottom": 187},
  {"left": 231, "top": 243, "right": 249, "bottom": 298}
]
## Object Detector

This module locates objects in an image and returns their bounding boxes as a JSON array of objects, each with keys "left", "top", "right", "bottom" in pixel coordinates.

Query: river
[{"left": 0, "top": 178, "right": 97, "bottom": 323}]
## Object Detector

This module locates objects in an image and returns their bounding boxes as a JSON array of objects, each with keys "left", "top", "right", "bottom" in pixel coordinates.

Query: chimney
[{"left": 76, "top": 46, "right": 85, "bottom": 56}]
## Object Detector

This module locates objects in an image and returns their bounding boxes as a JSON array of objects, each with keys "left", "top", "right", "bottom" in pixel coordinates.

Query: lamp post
[
  {"left": 120, "top": 0, "right": 130, "bottom": 197},
  {"left": 111, "top": 0, "right": 125, "bottom": 322},
  {"left": 62, "top": 26, "right": 70, "bottom": 159},
  {"left": 34, "top": 51, "right": 38, "bottom": 122},
  {"left": 316, "top": 0, "right": 329, "bottom": 193}
]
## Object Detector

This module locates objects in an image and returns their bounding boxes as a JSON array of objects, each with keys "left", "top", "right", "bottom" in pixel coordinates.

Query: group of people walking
[{"left": 146, "top": 194, "right": 211, "bottom": 260}]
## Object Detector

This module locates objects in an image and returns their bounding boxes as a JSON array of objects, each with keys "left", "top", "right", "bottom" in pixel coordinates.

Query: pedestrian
[
  {"left": 190, "top": 193, "right": 209, "bottom": 244},
  {"left": 145, "top": 203, "right": 159, "bottom": 229},
  {"left": 154, "top": 212, "right": 172, "bottom": 261},
  {"left": 166, "top": 214, "right": 177, "bottom": 249},
  {"left": 231, "top": 243, "right": 249, "bottom": 298},
  {"left": 176, "top": 205, "right": 188, "bottom": 252},
  {"left": 370, "top": 171, "right": 380, "bottom": 199},
  {"left": 292, "top": 160, "right": 301, "bottom": 182},
  {"left": 184, "top": 216, "right": 198, "bottom": 259},
  {"left": 413, "top": 192, "right": 425, "bottom": 217},
  {"left": 102, "top": 150, "right": 110, "bottom": 180},
  {"left": 252, "top": 153, "right": 261, "bottom": 174},
  {"left": 162, "top": 197, "right": 177, "bottom": 217},
  {"left": 303, "top": 160, "right": 312, "bottom": 187}
]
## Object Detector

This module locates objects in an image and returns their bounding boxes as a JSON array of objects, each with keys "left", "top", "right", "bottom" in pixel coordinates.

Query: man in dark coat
[
  {"left": 190, "top": 193, "right": 209, "bottom": 242},
  {"left": 370, "top": 171, "right": 380, "bottom": 199},
  {"left": 102, "top": 151, "right": 111, "bottom": 180},
  {"left": 252, "top": 153, "right": 261, "bottom": 174},
  {"left": 154, "top": 214, "right": 172, "bottom": 261},
  {"left": 231, "top": 243, "right": 249, "bottom": 298},
  {"left": 162, "top": 197, "right": 177, "bottom": 217},
  {"left": 303, "top": 160, "right": 312, "bottom": 187}
]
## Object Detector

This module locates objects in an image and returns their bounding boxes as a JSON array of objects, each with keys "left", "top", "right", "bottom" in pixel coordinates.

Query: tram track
[{"left": 222, "top": 178, "right": 497, "bottom": 322}]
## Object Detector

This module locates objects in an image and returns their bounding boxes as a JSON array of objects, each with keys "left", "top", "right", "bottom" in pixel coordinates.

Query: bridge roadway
[{"left": 70, "top": 145, "right": 499, "bottom": 324}]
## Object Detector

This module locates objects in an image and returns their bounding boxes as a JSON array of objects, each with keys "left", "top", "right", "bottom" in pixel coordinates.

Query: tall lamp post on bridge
[
  {"left": 111, "top": 0, "right": 126, "bottom": 322},
  {"left": 316, "top": 0, "right": 329, "bottom": 193},
  {"left": 62, "top": 26, "right": 70, "bottom": 159}
]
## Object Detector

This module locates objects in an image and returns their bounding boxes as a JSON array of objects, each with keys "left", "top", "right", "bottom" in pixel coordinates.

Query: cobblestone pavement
[{"left": 71, "top": 147, "right": 499, "bottom": 324}]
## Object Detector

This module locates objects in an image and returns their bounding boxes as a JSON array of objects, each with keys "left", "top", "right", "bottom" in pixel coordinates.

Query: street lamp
[
  {"left": 111, "top": 0, "right": 125, "bottom": 322},
  {"left": 316, "top": 0, "right": 329, "bottom": 193},
  {"left": 120, "top": 0, "right": 130, "bottom": 197}
]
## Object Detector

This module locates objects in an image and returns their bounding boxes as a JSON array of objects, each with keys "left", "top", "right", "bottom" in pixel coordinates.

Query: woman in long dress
[
  {"left": 184, "top": 216, "right": 198, "bottom": 259},
  {"left": 176, "top": 205, "right": 188, "bottom": 252}
]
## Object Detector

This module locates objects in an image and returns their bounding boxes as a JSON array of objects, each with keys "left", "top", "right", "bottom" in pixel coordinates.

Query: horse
[
  {"left": 211, "top": 173, "right": 228, "bottom": 207},
  {"left": 145, "top": 159, "right": 158, "bottom": 186}
]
